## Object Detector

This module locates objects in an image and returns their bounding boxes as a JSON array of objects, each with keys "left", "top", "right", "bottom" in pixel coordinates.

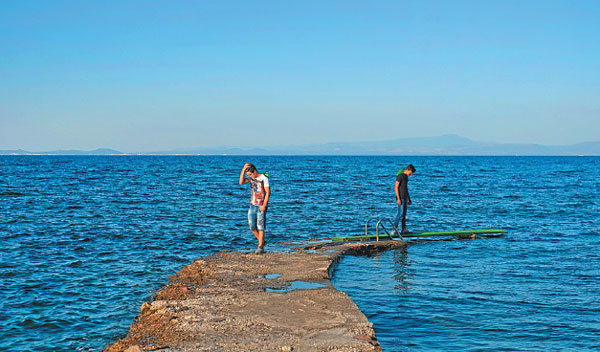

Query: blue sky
[{"left": 1, "top": 1, "right": 599, "bottom": 151}]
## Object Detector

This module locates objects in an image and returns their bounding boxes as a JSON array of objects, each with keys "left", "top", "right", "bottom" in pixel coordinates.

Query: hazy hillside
[{"left": 3, "top": 135, "right": 599, "bottom": 155}]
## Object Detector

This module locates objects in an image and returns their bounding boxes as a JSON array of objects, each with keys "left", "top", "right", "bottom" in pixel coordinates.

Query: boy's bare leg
[
  {"left": 258, "top": 231, "right": 265, "bottom": 248},
  {"left": 251, "top": 229, "right": 259, "bottom": 241}
]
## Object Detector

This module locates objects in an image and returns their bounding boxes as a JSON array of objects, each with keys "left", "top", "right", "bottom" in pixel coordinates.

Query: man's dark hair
[
  {"left": 246, "top": 163, "right": 257, "bottom": 173},
  {"left": 406, "top": 164, "right": 416, "bottom": 172}
]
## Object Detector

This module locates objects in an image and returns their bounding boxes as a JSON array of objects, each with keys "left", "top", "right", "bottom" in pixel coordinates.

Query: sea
[{"left": 1, "top": 155, "right": 599, "bottom": 351}]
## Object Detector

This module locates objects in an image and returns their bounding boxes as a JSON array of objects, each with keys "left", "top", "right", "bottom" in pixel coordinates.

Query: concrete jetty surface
[{"left": 105, "top": 240, "right": 406, "bottom": 352}]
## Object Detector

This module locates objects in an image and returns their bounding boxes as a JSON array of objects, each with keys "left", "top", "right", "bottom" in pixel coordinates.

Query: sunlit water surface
[{"left": 1, "top": 156, "right": 598, "bottom": 351}]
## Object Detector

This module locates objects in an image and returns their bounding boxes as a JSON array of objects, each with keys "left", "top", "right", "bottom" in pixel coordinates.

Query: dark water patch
[
  {"left": 68, "top": 260, "right": 83, "bottom": 268},
  {"left": 0, "top": 232, "right": 29, "bottom": 239},
  {"left": 0, "top": 191, "right": 28, "bottom": 196},
  {"left": 18, "top": 318, "right": 68, "bottom": 331}
]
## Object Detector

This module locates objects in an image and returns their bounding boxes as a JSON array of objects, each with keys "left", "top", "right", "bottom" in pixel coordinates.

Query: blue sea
[{"left": 1, "top": 156, "right": 599, "bottom": 351}]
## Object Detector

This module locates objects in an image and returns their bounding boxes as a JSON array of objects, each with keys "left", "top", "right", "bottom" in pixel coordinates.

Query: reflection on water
[{"left": 392, "top": 247, "right": 410, "bottom": 291}]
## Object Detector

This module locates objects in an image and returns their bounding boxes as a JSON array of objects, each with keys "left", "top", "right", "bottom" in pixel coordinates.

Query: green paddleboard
[{"left": 331, "top": 228, "right": 508, "bottom": 242}]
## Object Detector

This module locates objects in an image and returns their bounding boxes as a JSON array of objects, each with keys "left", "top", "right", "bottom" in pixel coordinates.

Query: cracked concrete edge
[{"left": 104, "top": 240, "right": 406, "bottom": 352}]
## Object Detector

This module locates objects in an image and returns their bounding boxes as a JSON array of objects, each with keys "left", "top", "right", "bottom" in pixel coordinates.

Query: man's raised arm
[{"left": 239, "top": 163, "right": 250, "bottom": 185}]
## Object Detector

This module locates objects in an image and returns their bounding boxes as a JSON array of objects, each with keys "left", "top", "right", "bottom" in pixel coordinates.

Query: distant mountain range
[
  {"left": 2, "top": 135, "right": 600, "bottom": 155},
  {"left": 0, "top": 148, "right": 123, "bottom": 155}
]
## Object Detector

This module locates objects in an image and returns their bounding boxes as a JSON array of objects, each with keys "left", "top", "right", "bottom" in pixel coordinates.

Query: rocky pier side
[{"left": 104, "top": 240, "right": 406, "bottom": 352}]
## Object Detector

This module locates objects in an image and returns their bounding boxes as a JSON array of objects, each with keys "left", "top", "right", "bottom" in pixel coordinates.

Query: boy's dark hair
[
  {"left": 246, "top": 163, "right": 257, "bottom": 173},
  {"left": 406, "top": 164, "right": 416, "bottom": 172}
]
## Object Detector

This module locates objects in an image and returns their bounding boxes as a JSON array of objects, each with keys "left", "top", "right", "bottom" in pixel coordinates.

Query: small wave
[
  {"left": 0, "top": 192, "right": 27, "bottom": 196},
  {"left": 17, "top": 318, "right": 68, "bottom": 330},
  {"left": 1, "top": 232, "right": 29, "bottom": 239},
  {"left": 68, "top": 260, "right": 83, "bottom": 268},
  {"left": 111, "top": 200, "right": 139, "bottom": 204}
]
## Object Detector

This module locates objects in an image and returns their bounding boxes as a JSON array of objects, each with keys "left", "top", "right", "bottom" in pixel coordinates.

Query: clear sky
[{"left": 1, "top": 1, "right": 599, "bottom": 152}]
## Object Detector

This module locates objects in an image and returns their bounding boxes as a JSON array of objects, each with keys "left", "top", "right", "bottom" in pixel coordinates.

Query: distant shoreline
[
  {"left": 1, "top": 153, "right": 598, "bottom": 157},
  {"left": 3, "top": 134, "right": 599, "bottom": 156}
]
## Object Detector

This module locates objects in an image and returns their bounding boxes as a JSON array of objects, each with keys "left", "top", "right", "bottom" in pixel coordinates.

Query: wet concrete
[{"left": 104, "top": 240, "right": 406, "bottom": 352}]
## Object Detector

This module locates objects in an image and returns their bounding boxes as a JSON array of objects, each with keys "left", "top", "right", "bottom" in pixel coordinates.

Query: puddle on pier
[
  {"left": 257, "top": 273, "right": 282, "bottom": 279},
  {"left": 266, "top": 280, "right": 327, "bottom": 293}
]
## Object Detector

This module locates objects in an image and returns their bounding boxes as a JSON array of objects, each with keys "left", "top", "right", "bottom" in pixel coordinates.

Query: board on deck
[{"left": 331, "top": 228, "right": 508, "bottom": 242}]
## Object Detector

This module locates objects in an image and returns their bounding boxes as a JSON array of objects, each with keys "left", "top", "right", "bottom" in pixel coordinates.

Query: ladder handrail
[
  {"left": 376, "top": 218, "right": 403, "bottom": 242},
  {"left": 364, "top": 217, "right": 381, "bottom": 238}
]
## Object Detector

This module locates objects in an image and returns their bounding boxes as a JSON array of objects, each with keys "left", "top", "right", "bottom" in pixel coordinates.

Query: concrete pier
[{"left": 104, "top": 240, "right": 405, "bottom": 352}]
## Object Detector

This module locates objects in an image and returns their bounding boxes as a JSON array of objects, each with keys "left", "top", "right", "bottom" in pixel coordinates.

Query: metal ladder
[{"left": 364, "top": 217, "right": 404, "bottom": 241}]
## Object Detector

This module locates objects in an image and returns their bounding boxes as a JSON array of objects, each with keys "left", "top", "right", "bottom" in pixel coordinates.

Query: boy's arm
[
  {"left": 395, "top": 180, "right": 402, "bottom": 205},
  {"left": 239, "top": 163, "right": 250, "bottom": 185},
  {"left": 406, "top": 176, "right": 412, "bottom": 204},
  {"left": 259, "top": 186, "right": 270, "bottom": 212}
]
